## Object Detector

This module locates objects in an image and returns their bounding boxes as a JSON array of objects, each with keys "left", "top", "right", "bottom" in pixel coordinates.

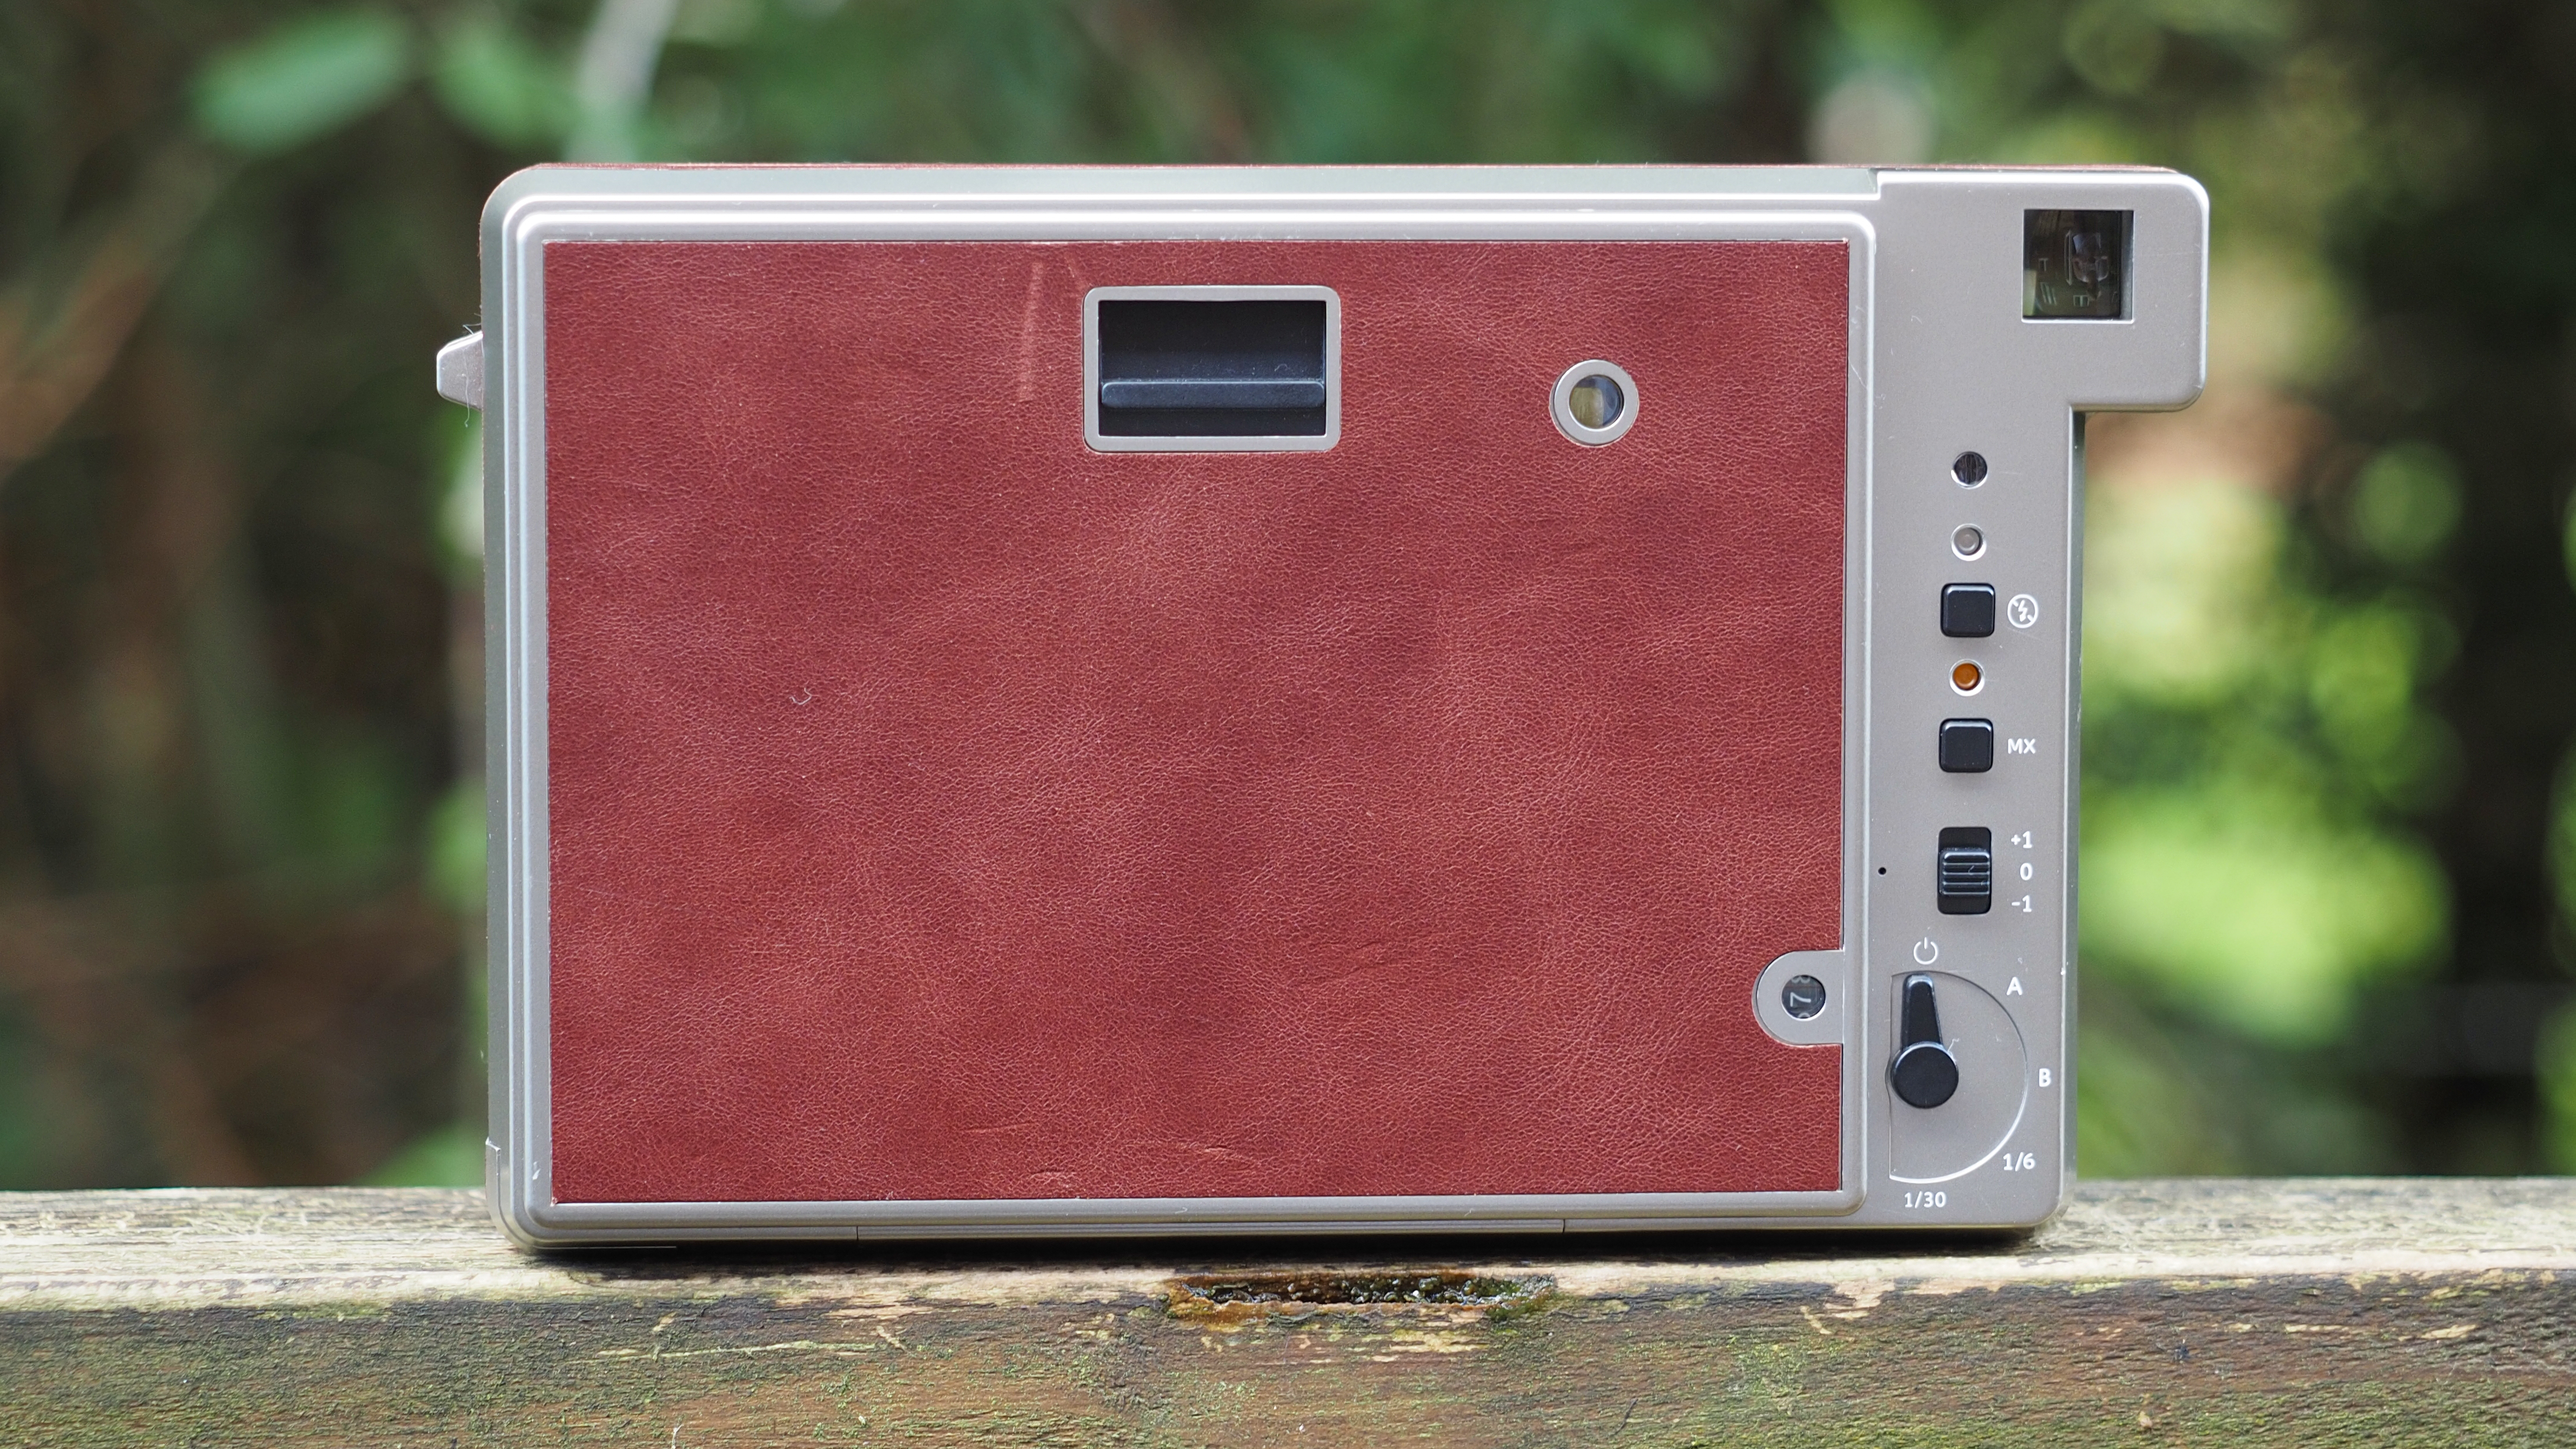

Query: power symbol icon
[{"left": 1913, "top": 937, "right": 1940, "bottom": 966}]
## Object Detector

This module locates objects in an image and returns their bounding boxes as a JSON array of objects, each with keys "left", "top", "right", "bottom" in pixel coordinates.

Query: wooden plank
[{"left": 2, "top": 1178, "right": 2571, "bottom": 1445}]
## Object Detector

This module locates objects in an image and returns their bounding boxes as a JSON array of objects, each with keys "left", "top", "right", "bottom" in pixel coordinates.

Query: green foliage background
[{"left": 1, "top": 0, "right": 2570, "bottom": 1186}]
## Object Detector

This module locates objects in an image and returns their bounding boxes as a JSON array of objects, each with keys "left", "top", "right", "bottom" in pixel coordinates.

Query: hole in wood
[{"left": 1164, "top": 1270, "right": 1552, "bottom": 1321}]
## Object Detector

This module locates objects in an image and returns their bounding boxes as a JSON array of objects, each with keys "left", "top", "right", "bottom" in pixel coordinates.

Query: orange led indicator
[{"left": 1951, "top": 661, "right": 1983, "bottom": 692}]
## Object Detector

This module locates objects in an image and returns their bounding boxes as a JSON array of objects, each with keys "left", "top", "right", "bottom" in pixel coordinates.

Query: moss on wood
[{"left": 2, "top": 1180, "right": 2572, "bottom": 1445}]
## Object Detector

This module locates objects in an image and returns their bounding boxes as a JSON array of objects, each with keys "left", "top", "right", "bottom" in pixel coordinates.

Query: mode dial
[{"left": 1890, "top": 973, "right": 1960, "bottom": 1109}]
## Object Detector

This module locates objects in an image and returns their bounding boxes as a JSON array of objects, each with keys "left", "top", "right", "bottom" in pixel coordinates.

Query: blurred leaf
[
  {"left": 438, "top": 414, "right": 485, "bottom": 577},
  {"left": 362, "top": 1120, "right": 483, "bottom": 1185},
  {"left": 1823, "top": 0, "right": 1943, "bottom": 71},
  {"left": 192, "top": 9, "right": 414, "bottom": 155},
  {"left": 1980, "top": 112, "right": 2145, "bottom": 165},
  {"left": 1809, "top": 71, "right": 1935, "bottom": 162},
  {"left": 432, "top": 15, "right": 578, "bottom": 149},
  {"left": 2307, "top": 602, "right": 2432, "bottom": 763},
  {"left": 2350, "top": 441, "right": 2461, "bottom": 567},
  {"left": 292, "top": 733, "right": 413, "bottom": 892},
  {"left": 427, "top": 778, "right": 485, "bottom": 919},
  {"left": 672, "top": 0, "right": 764, "bottom": 47},
  {"left": 2063, "top": 1, "right": 2164, "bottom": 96},
  {"left": 2075, "top": 1009, "right": 2239, "bottom": 1174},
  {"left": 2077, "top": 970, "right": 2398, "bottom": 1177},
  {"left": 2084, "top": 477, "right": 2284, "bottom": 706},
  {"left": 2207, "top": 248, "right": 2350, "bottom": 390},
  {"left": 2549, "top": 756, "right": 2576, "bottom": 939},
  {"left": 0, "top": 145, "right": 233, "bottom": 474},
  {"left": 569, "top": 0, "right": 685, "bottom": 161},
  {"left": 2542, "top": 1006, "right": 2576, "bottom": 1171},
  {"left": 2154, "top": 0, "right": 2291, "bottom": 45},
  {"left": 2083, "top": 791, "right": 2445, "bottom": 1044}
]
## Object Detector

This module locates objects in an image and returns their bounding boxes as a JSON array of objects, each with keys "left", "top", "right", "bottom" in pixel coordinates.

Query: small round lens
[
  {"left": 1952, "top": 524, "right": 1985, "bottom": 558},
  {"left": 1952, "top": 451, "right": 1989, "bottom": 486},
  {"left": 1569, "top": 374, "right": 1625, "bottom": 430},
  {"left": 1552, "top": 361, "right": 1638, "bottom": 446},
  {"left": 1782, "top": 974, "right": 1828, "bottom": 1020},
  {"left": 1952, "top": 660, "right": 1983, "bottom": 692}
]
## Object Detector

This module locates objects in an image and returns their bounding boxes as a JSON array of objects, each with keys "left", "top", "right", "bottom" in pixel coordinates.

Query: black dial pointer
[{"left": 1890, "top": 973, "right": 1960, "bottom": 1109}]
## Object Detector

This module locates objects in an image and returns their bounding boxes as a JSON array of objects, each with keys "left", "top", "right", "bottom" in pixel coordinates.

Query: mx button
[{"left": 1940, "top": 718, "right": 1995, "bottom": 773}]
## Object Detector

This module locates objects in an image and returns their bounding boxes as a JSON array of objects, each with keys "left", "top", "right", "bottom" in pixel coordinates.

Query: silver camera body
[{"left": 444, "top": 165, "right": 2205, "bottom": 1242}]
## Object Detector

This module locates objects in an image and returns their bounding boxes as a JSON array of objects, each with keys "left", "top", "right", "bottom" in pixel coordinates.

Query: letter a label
[{"left": 2007, "top": 977, "right": 2024, "bottom": 996}]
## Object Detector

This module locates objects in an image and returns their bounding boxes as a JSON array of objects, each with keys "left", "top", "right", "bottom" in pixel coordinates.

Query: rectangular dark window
[
  {"left": 1097, "top": 299, "right": 1328, "bottom": 437},
  {"left": 2024, "top": 210, "right": 2131, "bottom": 320}
]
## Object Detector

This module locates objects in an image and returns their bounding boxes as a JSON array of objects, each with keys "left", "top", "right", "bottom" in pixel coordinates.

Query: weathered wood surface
[{"left": 3, "top": 1180, "right": 2574, "bottom": 1446}]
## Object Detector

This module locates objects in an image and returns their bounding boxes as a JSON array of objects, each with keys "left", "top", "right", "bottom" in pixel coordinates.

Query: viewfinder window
[{"left": 2024, "top": 210, "right": 2131, "bottom": 320}]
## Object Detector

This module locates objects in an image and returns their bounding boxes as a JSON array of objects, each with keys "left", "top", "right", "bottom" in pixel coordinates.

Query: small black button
[
  {"left": 1936, "top": 826, "right": 1992, "bottom": 915},
  {"left": 1941, "top": 583, "right": 1997, "bottom": 638},
  {"left": 1940, "top": 718, "right": 1995, "bottom": 773}
]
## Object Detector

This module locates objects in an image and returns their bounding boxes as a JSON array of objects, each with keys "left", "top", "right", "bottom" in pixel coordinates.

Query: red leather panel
[{"left": 544, "top": 239, "right": 1847, "bottom": 1204}]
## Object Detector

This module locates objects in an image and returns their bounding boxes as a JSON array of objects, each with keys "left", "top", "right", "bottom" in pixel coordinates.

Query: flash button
[{"left": 1942, "top": 584, "right": 1997, "bottom": 638}]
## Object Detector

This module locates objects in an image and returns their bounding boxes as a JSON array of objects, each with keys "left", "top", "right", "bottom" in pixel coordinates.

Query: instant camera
[{"left": 436, "top": 165, "right": 2206, "bottom": 1243}]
